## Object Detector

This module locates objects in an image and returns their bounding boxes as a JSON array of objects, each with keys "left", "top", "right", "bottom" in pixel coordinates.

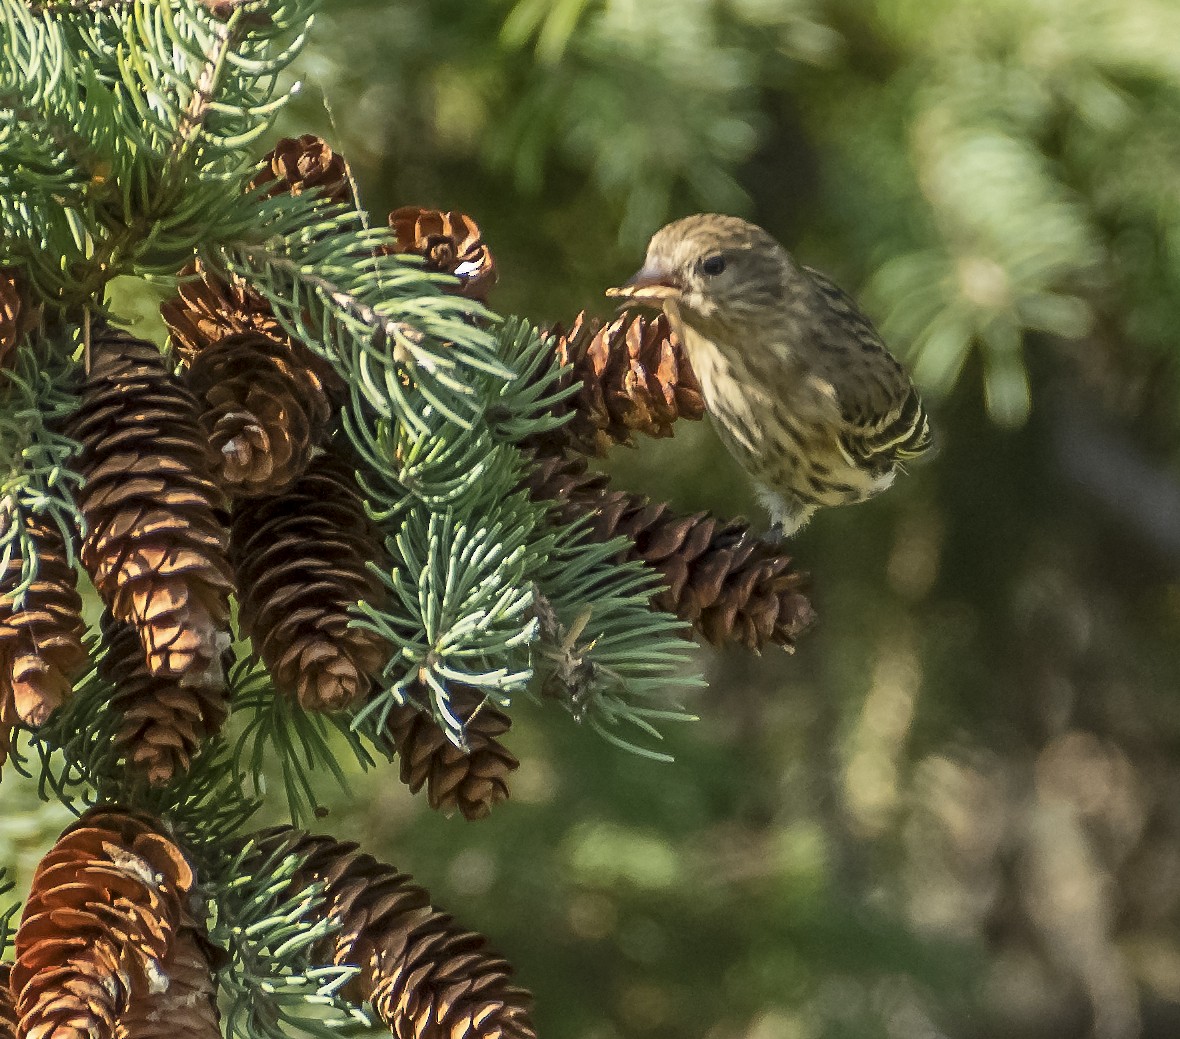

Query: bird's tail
[
  {"left": 860, "top": 385, "right": 934, "bottom": 464},
  {"left": 890, "top": 387, "right": 934, "bottom": 461}
]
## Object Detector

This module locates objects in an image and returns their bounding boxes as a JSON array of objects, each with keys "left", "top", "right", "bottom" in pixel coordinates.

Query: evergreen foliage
[
  {"left": 0, "top": 0, "right": 774, "bottom": 1033},
  {"left": 0, "top": 339, "right": 82, "bottom": 599}
]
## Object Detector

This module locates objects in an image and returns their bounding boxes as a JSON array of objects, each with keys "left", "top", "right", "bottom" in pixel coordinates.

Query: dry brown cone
[
  {"left": 114, "top": 925, "right": 220, "bottom": 1039},
  {"left": 0, "top": 964, "right": 17, "bottom": 1039},
  {"left": 68, "top": 326, "right": 235, "bottom": 689},
  {"left": 524, "top": 454, "right": 815, "bottom": 651},
  {"left": 231, "top": 449, "right": 391, "bottom": 711},
  {"left": 160, "top": 258, "right": 288, "bottom": 367},
  {"left": 99, "top": 612, "right": 229, "bottom": 787},
  {"left": 160, "top": 133, "right": 347, "bottom": 402},
  {"left": 12, "top": 806, "right": 194, "bottom": 1039},
  {"left": 381, "top": 685, "right": 518, "bottom": 821},
  {"left": 185, "top": 331, "right": 332, "bottom": 499},
  {"left": 0, "top": 517, "right": 87, "bottom": 767},
  {"left": 254, "top": 828, "right": 536, "bottom": 1039},
  {"left": 533, "top": 309, "right": 705, "bottom": 456},
  {"left": 386, "top": 207, "right": 497, "bottom": 303},
  {"left": 161, "top": 263, "right": 344, "bottom": 409},
  {"left": 0, "top": 268, "right": 41, "bottom": 372},
  {"left": 160, "top": 260, "right": 344, "bottom": 409},
  {"left": 250, "top": 133, "right": 352, "bottom": 206}
]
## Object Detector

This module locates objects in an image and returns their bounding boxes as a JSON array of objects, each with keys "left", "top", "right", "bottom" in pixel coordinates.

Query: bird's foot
[{"left": 760, "top": 521, "right": 787, "bottom": 545}]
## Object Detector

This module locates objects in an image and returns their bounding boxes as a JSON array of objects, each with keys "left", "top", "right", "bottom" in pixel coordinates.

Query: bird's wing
[{"left": 802, "top": 266, "right": 934, "bottom": 469}]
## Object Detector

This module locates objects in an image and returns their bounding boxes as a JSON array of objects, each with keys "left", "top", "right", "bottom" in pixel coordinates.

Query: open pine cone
[
  {"left": 99, "top": 613, "right": 230, "bottom": 787},
  {"left": 254, "top": 828, "right": 537, "bottom": 1039},
  {"left": 113, "top": 924, "right": 220, "bottom": 1039},
  {"left": 230, "top": 450, "right": 391, "bottom": 711},
  {"left": 387, "top": 207, "right": 497, "bottom": 302},
  {"left": 525, "top": 455, "right": 815, "bottom": 651},
  {"left": 250, "top": 134, "right": 352, "bottom": 205},
  {"left": 534, "top": 309, "right": 705, "bottom": 456},
  {"left": 162, "top": 134, "right": 348, "bottom": 404},
  {"left": 382, "top": 685, "right": 518, "bottom": 821},
  {"left": 186, "top": 331, "right": 332, "bottom": 498},
  {"left": 161, "top": 259, "right": 287, "bottom": 366},
  {"left": 12, "top": 807, "right": 195, "bottom": 1039},
  {"left": 68, "top": 327, "right": 235, "bottom": 689},
  {"left": 0, "top": 518, "right": 87, "bottom": 764}
]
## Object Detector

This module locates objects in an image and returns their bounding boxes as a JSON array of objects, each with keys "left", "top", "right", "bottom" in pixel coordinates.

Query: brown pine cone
[
  {"left": 231, "top": 450, "right": 391, "bottom": 711},
  {"left": 161, "top": 259, "right": 285, "bottom": 366},
  {"left": 382, "top": 685, "right": 518, "bottom": 821},
  {"left": 161, "top": 137, "right": 352, "bottom": 398},
  {"left": 0, "top": 268, "right": 41, "bottom": 371},
  {"left": 68, "top": 327, "right": 235, "bottom": 689},
  {"left": 386, "top": 207, "right": 497, "bottom": 303},
  {"left": 99, "top": 613, "right": 229, "bottom": 787},
  {"left": 161, "top": 260, "right": 345, "bottom": 407},
  {"left": 535, "top": 310, "right": 705, "bottom": 456},
  {"left": 254, "top": 828, "right": 536, "bottom": 1039},
  {"left": 185, "top": 331, "right": 332, "bottom": 499},
  {"left": 12, "top": 807, "right": 194, "bottom": 1039},
  {"left": 114, "top": 925, "right": 220, "bottom": 1039},
  {"left": 0, "top": 964, "right": 17, "bottom": 1039},
  {"left": 0, "top": 518, "right": 87, "bottom": 765},
  {"left": 251, "top": 134, "right": 352, "bottom": 205},
  {"left": 525, "top": 455, "right": 815, "bottom": 651}
]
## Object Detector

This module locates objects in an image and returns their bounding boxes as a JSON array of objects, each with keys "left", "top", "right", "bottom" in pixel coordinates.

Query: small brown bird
[{"left": 608, "top": 214, "right": 932, "bottom": 535}]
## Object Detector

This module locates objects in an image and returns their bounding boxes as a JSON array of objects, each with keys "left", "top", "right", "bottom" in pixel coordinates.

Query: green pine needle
[
  {"left": 230, "top": 657, "right": 376, "bottom": 827},
  {"left": 208, "top": 835, "right": 371, "bottom": 1039},
  {"left": 0, "top": 869, "right": 18, "bottom": 958},
  {"left": 0, "top": 337, "right": 84, "bottom": 606}
]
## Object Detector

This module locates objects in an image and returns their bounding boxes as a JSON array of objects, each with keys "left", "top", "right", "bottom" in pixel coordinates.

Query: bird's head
[{"left": 607, "top": 214, "right": 792, "bottom": 335}]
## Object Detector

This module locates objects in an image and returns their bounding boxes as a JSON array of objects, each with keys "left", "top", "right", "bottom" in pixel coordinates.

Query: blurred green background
[{"left": 11, "top": 0, "right": 1180, "bottom": 1036}]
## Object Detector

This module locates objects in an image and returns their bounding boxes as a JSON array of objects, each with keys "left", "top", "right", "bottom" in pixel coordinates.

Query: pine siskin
[{"left": 607, "top": 214, "right": 933, "bottom": 535}]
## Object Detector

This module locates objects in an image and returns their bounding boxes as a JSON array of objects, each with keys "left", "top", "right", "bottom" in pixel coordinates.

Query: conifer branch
[
  {"left": 254, "top": 254, "right": 435, "bottom": 370},
  {"left": 168, "top": 2, "right": 246, "bottom": 172},
  {"left": 525, "top": 453, "right": 815, "bottom": 652},
  {"left": 252, "top": 828, "right": 537, "bottom": 1039},
  {"left": 209, "top": 835, "right": 370, "bottom": 1039},
  {"left": 217, "top": 213, "right": 504, "bottom": 437},
  {"left": 0, "top": 0, "right": 316, "bottom": 302},
  {"left": 0, "top": 338, "right": 83, "bottom": 599},
  {"left": 0, "top": 0, "right": 832, "bottom": 1023}
]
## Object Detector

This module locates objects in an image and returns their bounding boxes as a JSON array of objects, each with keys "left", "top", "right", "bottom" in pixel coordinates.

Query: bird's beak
[{"left": 605, "top": 264, "right": 683, "bottom": 304}]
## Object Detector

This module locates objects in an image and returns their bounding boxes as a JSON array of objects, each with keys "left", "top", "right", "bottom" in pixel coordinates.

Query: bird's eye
[{"left": 702, "top": 254, "right": 727, "bottom": 276}]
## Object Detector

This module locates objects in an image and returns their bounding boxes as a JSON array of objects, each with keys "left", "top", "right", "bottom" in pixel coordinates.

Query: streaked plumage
[{"left": 607, "top": 213, "right": 932, "bottom": 534}]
